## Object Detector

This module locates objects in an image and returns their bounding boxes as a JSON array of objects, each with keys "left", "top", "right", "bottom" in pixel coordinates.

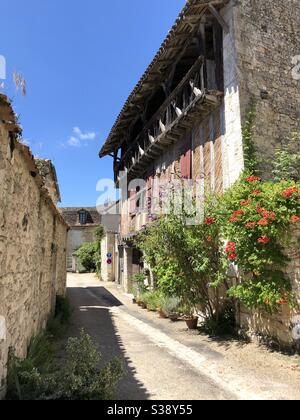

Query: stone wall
[
  {"left": 233, "top": 0, "right": 300, "bottom": 171},
  {"left": 239, "top": 228, "right": 300, "bottom": 347},
  {"left": 0, "top": 116, "right": 68, "bottom": 394}
]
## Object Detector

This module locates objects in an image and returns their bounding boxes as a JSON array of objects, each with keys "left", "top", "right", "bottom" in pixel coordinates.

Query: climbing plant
[
  {"left": 272, "top": 132, "right": 300, "bottom": 182},
  {"left": 220, "top": 174, "right": 300, "bottom": 312},
  {"left": 242, "top": 104, "right": 260, "bottom": 174}
]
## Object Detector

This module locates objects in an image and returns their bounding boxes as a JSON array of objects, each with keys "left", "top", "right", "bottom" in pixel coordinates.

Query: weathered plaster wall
[
  {"left": 101, "top": 232, "right": 117, "bottom": 282},
  {"left": 233, "top": 0, "right": 300, "bottom": 171},
  {"left": 221, "top": 2, "right": 244, "bottom": 188},
  {"left": 0, "top": 121, "right": 68, "bottom": 394},
  {"left": 66, "top": 227, "right": 97, "bottom": 270}
]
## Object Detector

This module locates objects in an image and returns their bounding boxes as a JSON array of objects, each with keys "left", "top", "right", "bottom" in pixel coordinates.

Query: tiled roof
[{"left": 59, "top": 207, "right": 102, "bottom": 227}]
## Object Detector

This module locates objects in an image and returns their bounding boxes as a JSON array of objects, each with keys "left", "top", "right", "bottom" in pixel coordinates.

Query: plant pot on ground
[
  {"left": 161, "top": 296, "right": 181, "bottom": 321},
  {"left": 169, "top": 313, "right": 179, "bottom": 322},
  {"left": 185, "top": 317, "right": 199, "bottom": 330},
  {"left": 180, "top": 304, "right": 199, "bottom": 330},
  {"left": 158, "top": 309, "right": 168, "bottom": 319}
]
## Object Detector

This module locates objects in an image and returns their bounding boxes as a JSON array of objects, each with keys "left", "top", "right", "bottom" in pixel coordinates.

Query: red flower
[
  {"left": 257, "top": 207, "right": 265, "bottom": 214},
  {"left": 207, "top": 236, "right": 213, "bottom": 242},
  {"left": 240, "top": 200, "right": 252, "bottom": 206},
  {"left": 264, "top": 299, "right": 270, "bottom": 306},
  {"left": 277, "top": 299, "right": 288, "bottom": 306},
  {"left": 258, "top": 219, "right": 269, "bottom": 226},
  {"left": 269, "top": 212, "right": 277, "bottom": 221},
  {"left": 246, "top": 176, "right": 261, "bottom": 183},
  {"left": 245, "top": 222, "right": 256, "bottom": 229},
  {"left": 230, "top": 216, "right": 239, "bottom": 223},
  {"left": 228, "top": 253, "right": 237, "bottom": 261},
  {"left": 291, "top": 215, "right": 300, "bottom": 224},
  {"left": 282, "top": 187, "right": 298, "bottom": 198},
  {"left": 226, "top": 242, "right": 236, "bottom": 254},
  {"left": 251, "top": 190, "right": 262, "bottom": 196},
  {"left": 258, "top": 236, "right": 270, "bottom": 244},
  {"left": 234, "top": 210, "right": 245, "bottom": 216},
  {"left": 205, "top": 217, "right": 215, "bottom": 225}
]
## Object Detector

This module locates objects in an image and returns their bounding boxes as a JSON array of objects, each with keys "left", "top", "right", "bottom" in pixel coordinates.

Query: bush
[
  {"left": 199, "top": 304, "right": 236, "bottom": 336},
  {"left": 161, "top": 297, "right": 181, "bottom": 317},
  {"left": 6, "top": 330, "right": 123, "bottom": 400},
  {"left": 47, "top": 295, "right": 73, "bottom": 338},
  {"left": 142, "top": 290, "right": 162, "bottom": 311},
  {"left": 132, "top": 273, "right": 148, "bottom": 298},
  {"left": 74, "top": 242, "right": 99, "bottom": 273}
]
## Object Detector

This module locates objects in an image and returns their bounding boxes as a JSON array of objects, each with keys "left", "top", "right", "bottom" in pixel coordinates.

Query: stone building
[
  {"left": 60, "top": 207, "right": 101, "bottom": 271},
  {"left": 0, "top": 94, "right": 68, "bottom": 394},
  {"left": 99, "top": 0, "right": 300, "bottom": 344}
]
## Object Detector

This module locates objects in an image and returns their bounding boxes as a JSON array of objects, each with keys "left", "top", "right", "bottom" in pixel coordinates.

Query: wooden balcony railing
[{"left": 120, "top": 56, "right": 223, "bottom": 177}]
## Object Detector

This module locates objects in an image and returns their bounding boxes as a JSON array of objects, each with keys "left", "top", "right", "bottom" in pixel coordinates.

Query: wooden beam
[{"left": 207, "top": 4, "right": 229, "bottom": 34}]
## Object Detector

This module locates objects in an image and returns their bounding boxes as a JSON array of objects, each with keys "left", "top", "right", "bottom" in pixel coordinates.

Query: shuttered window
[{"left": 180, "top": 135, "right": 192, "bottom": 180}]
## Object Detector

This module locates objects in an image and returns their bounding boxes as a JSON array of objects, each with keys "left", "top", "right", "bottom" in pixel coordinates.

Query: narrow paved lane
[
  {"left": 66, "top": 273, "right": 235, "bottom": 401},
  {"left": 66, "top": 273, "right": 300, "bottom": 401}
]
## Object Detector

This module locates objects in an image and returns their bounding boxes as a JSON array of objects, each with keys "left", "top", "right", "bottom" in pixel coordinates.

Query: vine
[{"left": 242, "top": 104, "right": 260, "bottom": 174}]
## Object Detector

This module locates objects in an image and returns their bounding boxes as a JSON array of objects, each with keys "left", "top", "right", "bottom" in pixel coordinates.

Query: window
[{"left": 79, "top": 211, "right": 88, "bottom": 225}]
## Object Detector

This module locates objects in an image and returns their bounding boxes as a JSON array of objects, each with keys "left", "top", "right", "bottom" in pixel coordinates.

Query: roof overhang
[{"left": 99, "top": 0, "right": 229, "bottom": 158}]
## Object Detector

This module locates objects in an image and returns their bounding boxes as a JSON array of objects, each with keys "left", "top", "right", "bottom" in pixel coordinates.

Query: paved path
[{"left": 66, "top": 273, "right": 300, "bottom": 401}]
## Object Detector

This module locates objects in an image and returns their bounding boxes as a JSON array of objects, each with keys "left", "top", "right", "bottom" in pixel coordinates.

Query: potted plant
[
  {"left": 181, "top": 304, "right": 199, "bottom": 330},
  {"left": 132, "top": 273, "right": 148, "bottom": 307},
  {"left": 162, "top": 297, "right": 181, "bottom": 322}
]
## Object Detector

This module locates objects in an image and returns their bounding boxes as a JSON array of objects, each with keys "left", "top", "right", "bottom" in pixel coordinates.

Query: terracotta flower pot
[
  {"left": 158, "top": 309, "right": 168, "bottom": 319},
  {"left": 185, "top": 317, "right": 199, "bottom": 330}
]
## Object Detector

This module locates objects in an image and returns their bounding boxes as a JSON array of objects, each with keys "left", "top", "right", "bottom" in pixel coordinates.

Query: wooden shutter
[{"left": 180, "top": 135, "right": 192, "bottom": 179}]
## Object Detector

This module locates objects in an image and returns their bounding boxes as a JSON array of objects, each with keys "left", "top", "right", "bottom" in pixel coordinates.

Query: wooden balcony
[{"left": 121, "top": 57, "right": 223, "bottom": 178}]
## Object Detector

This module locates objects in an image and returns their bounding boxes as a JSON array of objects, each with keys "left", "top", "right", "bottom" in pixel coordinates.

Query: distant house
[{"left": 60, "top": 207, "right": 101, "bottom": 271}]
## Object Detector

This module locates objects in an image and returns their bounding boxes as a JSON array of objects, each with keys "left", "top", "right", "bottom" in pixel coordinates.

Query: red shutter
[{"left": 180, "top": 142, "right": 192, "bottom": 180}]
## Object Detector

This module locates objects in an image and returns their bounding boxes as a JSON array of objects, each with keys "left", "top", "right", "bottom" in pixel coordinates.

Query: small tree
[{"left": 74, "top": 242, "right": 99, "bottom": 272}]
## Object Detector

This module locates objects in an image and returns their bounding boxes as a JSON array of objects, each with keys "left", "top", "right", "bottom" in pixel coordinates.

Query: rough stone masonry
[{"left": 0, "top": 95, "right": 68, "bottom": 396}]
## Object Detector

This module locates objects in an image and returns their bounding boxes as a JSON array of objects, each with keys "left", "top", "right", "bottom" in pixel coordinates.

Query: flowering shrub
[
  {"left": 135, "top": 204, "right": 228, "bottom": 322},
  {"left": 136, "top": 172, "right": 300, "bottom": 321},
  {"left": 221, "top": 174, "right": 300, "bottom": 312}
]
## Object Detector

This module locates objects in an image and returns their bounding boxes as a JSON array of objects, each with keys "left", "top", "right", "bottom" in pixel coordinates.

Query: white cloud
[
  {"left": 68, "top": 136, "right": 80, "bottom": 147},
  {"left": 65, "top": 127, "right": 96, "bottom": 147},
  {"left": 73, "top": 126, "right": 96, "bottom": 141}
]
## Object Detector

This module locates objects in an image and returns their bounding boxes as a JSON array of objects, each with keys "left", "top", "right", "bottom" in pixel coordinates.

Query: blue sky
[{"left": 0, "top": 0, "right": 185, "bottom": 207}]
